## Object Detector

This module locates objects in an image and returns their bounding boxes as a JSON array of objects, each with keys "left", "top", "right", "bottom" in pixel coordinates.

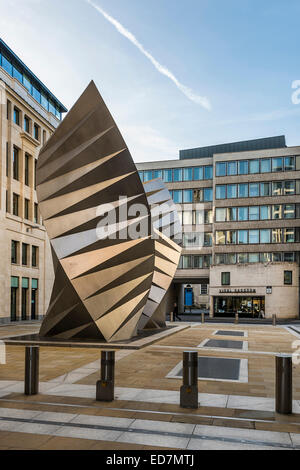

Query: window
[
  {"left": 34, "top": 203, "right": 38, "bottom": 224},
  {"left": 13, "top": 66, "right": 22, "bottom": 83},
  {"left": 216, "top": 254, "right": 227, "bottom": 265},
  {"left": 284, "top": 228, "right": 295, "bottom": 243},
  {"left": 260, "top": 229, "right": 271, "bottom": 244},
  {"left": 25, "top": 154, "right": 30, "bottom": 186},
  {"left": 203, "top": 188, "right": 213, "bottom": 201},
  {"left": 201, "top": 285, "right": 208, "bottom": 295},
  {"left": 228, "top": 253, "right": 237, "bottom": 264},
  {"left": 227, "top": 207, "right": 237, "bottom": 221},
  {"left": 260, "top": 253, "right": 272, "bottom": 263},
  {"left": 143, "top": 170, "right": 153, "bottom": 182},
  {"left": 163, "top": 169, "right": 172, "bottom": 183},
  {"left": 216, "top": 162, "right": 226, "bottom": 177},
  {"left": 24, "top": 199, "right": 29, "bottom": 220},
  {"left": 216, "top": 185, "right": 226, "bottom": 199},
  {"left": 22, "top": 243, "right": 28, "bottom": 265},
  {"left": 227, "top": 184, "right": 237, "bottom": 199},
  {"left": 249, "top": 206, "right": 259, "bottom": 221},
  {"left": 272, "top": 181, "right": 283, "bottom": 196},
  {"left": 227, "top": 161, "right": 237, "bottom": 176},
  {"left": 285, "top": 156, "right": 295, "bottom": 171},
  {"left": 221, "top": 272, "right": 230, "bottom": 286},
  {"left": 11, "top": 277, "right": 19, "bottom": 321},
  {"left": 13, "top": 193, "right": 19, "bottom": 216},
  {"left": 23, "top": 75, "right": 31, "bottom": 92},
  {"left": 11, "top": 241, "right": 18, "bottom": 264},
  {"left": 138, "top": 171, "right": 144, "bottom": 182},
  {"left": 238, "top": 230, "right": 248, "bottom": 244},
  {"left": 32, "top": 86, "right": 41, "bottom": 103},
  {"left": 21, "top": 278, "right": 29, "bottom": 320},
  {"left": 183, "top": 211, "right": 193, "bottom": 225},
  {"left": 194, "top": 167, "right": 203, "bottom": 181},
  {"left": 237, "top": 253, "right": 248, "bottom": 264},
  {"left": 13, "top": 146, "right": 19, "bottom": 180},
  {"left": 272, "top": 229, "right": 282, "bottom": 243},
  {"left": 249, "top": 183, "right": 259, "bottom": 197},
  {"left": 173, "top": 168, "right": 182, "bottom": 182},
  {"left": 216, "top": 208, "right": 226, "bottom": 222},
  {"left": 238, "top": 183, "right": 248, "bottom": 198},
  {"left": 249, "top": 253, "right": 260, "bottom": 263},
  {"left": 173, "top": 190, "right": 182, "bottom": 204},
  {"left": 216, "top": 231, "right": 226, "bottom": 245},
  {"left": 183, "top": 190, "right": 193, "bottom": 203},
  {"left": 284, "top": 204, "right": 295, "bottom": 219},
  {"left": 24, "top": 116, "right": 30, "bottom": 133},
  {"left": 41, "top": 94, "right": 48, "bottom": 110},
  {"left": 204, "top": 210, "right": 213, "bottom": 224},
  {"left": 204, "top": 233, "right": 212, "bottom": 247},
  {"left": 227, "top": 231, "right": 236, "bottom": 244},
  {"left": 195, "top": 210, "right": 203, "bottom": 225},
  {"left": 272, "top": 253, "right": 282, "bottom": 262},
  {"left": 272, "top": 205, "right": 282, "bottom": 220},
  {"left": 32, "top": 246, "right": 38, "bottom": 267},
  {"left": 284, "top": 252, "right": 295, "bottom": 262},
  {"left": 249, "top": 160, "right": 259, "bottom": 174},
  {"left": 249, "top": 230, "right": 259, "bottom": 244},
  {"left": 183, "top": 168, "right": 193, "bottom": 181},
  {"left": 153, "top": 170, "right": 162, "bottom": 179},
  {"left": 238, "top": 207, "right": 248, "bottom": 221},
  {"left": 31, "top": 279, "right": 38, "bottom": 320},
  {"left": 2, "top": 55, "right": 12, "bottom": 75},
  {"left": 204, "top": 166, "right": 213, "bottom": 180},
  {"left": 238, "top": 160, "right": 248, "bottom": 175},
  {"left": 284, "top": 271, "right": 293, "bottom": 285},
  {"left": 260, "top": 182, "right": 270, "bottom": 196},
  {"left": 284, "top": 180, "right": 295, "bottom": 195},
  {"left": 13, "top": 108, "right": 20, "bottom": 125},
  {"left": 261, "top": 159, "right": 271, "bottom": 173},
  {"left": 272, "top": 157, "right": 283, "bottom": 172}
]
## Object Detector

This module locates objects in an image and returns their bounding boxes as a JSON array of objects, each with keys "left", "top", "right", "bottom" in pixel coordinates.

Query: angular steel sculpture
[{"left": 37, "top": 81, "right": 181, "bottom": 343}]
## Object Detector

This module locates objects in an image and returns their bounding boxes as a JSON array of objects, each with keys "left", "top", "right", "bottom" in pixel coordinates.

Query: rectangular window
[
  {"left": 249, "top": 160, "right": 260, "bottom": 174},
  {"left": 183, "top": 168, "right": 193, "bottom": 181},
  {"left": 195, "top": 210, "right": 203, "bottom": 225},
  {"left": 34, "top": 203, "right": 38, "bottom": 224},
  {"left": 24, "top": 199, "right": 29, "bottom": 220},
  {"left": 13, "top": 146, "right": 19, "bottom": 180},
  {"left": 238, "top": 183, "right": 248, "bottom": 198},
  {"left": 22, "top": 243, "right": 28, "bottom": 265},
  {"left": 183, "top": 190, "right": 193, "bottom": 203},
  {"left": 261, "top": 159, "right": 271, "bottom": 173},
  {"left": 227, "top": 161, "right": 237, "bottom": 176},
  {"left": 216, "top": 185, "right": 226, "bottom": 199},
  {"left": 215, "top": 254, "right": 226, "bottom": 265},
  {"left": 216, "top": 231, "right": 226, "bottom": 245},
  {"left": 238, "top": 160, "right": 248, "bottom": 175},
  {"left": 153, "top": 170, "right": 162, "bottom": 179},
  {"left": 284, "top": 271, "right": 293, "bottom": 285},
  {"left": 285, "top": 156, "right": 295, "bottom": 171},
  {"left": 272, "top": 181, "right": 283, "bottom": 196},
  {"left": 203, "top": 188, "right": 212, "bottom": 202},
  {"left": 249, "top": 229, "right": 259, "bottom": 244},
  {"left": 21, "top": 278, "right": 29, "bottom": 320},
  {"left": 249, "top": 206, "right": 259, "bottom": 221},
  {"left": 227, "top": 207, "right": 237, "bottom": 221},
  {"left": 284, "top": 228, "right": 295, "bottom": 243},
  {"left": 13, "top": 193, "right": 19, "bottom": 216},
  {"left": 11, "top": 240, "right": 18, "bottom": 264},
  {"left": 183, "top": 211, "right": 193, "bottom": 225},
  {"left": 13, "top": 65, "right": 22, "bottom": 83},
  {"left": 23, "top": 74, "right": 31, "bottom": 92},
  {"left": 204, "top": 210, "right": 213, "bottom": 224},
  {"left": 193, "top": 167, "right": 203, "bottom": 181},
  {"left": 228, "top": 253, "right": 237, "bottom": 264},
  {"left": 249, "top": 183, "right": 259, "bottom": 197},
  {"left": 238, "top": 230, "right": 248, "bottom": 244},
  {"left": 260, "top": 206, "right": 271, "bottom": 220},
  {"left": 272, "top": 157, "right": 283, "bottom": 172},
  {"left": 173, "top": 190, "right": 182, "bottom": 204},
  {"left": 163, "top": 169, "right": 172, "bottom": 183},
  {"left": 216, "top": 208, "right": 227, "bottom": 222},
  {"left": 237, "top": 253, "right": 248, "bottom": 264},
  {"left": 249, "top": 253, "right": 260, "bottom": 263},
  {"left": 143, "top": 170, "right": 153, "bottom": 182},
  {"left": 25, "top": 154, "right": 29, "bottom": 186},
  {"left": 260, "top": 253, "right": 272, "bottom": 263},
  {"left": 173, "top": 168, "right": 182, "bottom": 182},
  {"left": 284, "top": 180, "right": 295, "bottom": 195},
  {"left": 238, "top": 207, "right": 248, "bottom": 221},
  {"left": 11, "top": 276, "right": 19, "bottom": 321},
  {"left": 138, "top": 171, "right": 144, "bottom": 182},
  {"left": 24, "top": 115, "right": 30, "bottom": 133},
  {"left": 204, "top": 166, "right": 213, "bottom": 180},
  {"left": 260, "top": 229, "right": 271, "bottom": 244},
  {"left": 32, "top": 86, "right": 41, "bottom": 104},
  {"left": 227, "top": 231, "right": 237, "bottom": 244},
  {"left": 32, "top": 246, "right": 38, "bottom": 267},
  {"left": 227, "top": 184, "right": 237, "bottom": 199},
  {"left": 284, "top": 204, "right": 295, "bottom": 219},
  {"left": 41, "top": 94, "right": 48, "bottom": 110},
  {"left": 260, "top": 182, "right": 271, "bottom": 197},
  {"left": 272, "top": 228, "right": 282, "bottom": 243},
  {"left": 13, "top": 107, "right": 20, "bottom": 125},
  {"left": 216, "top": 162, "right": 226, "bottom": 177},
  {"left": 2, "top": 55, "right": 12, "bottom": 75},
  {"left": 284, "top": 252, "right": 295, "bottom": 262},
  {"left": 272, "top": 205, "right": 282, "bottom": 220},
  {"left": 221, "top": 272, "right": 230, "bottom": 286},
  {"left": 272, "top": 253, "right": 282, "bottom": 262}
]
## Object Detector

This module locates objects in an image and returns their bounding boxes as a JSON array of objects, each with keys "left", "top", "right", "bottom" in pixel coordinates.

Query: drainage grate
[
  {"left": 169, "top": 356, "right": 242, "bottom": 381},
  {"left": 215, "top": 330, "right": 245, "bottom": 337},
  {"left": 203, "top": 339, "right": 244, "bottom": 350}
]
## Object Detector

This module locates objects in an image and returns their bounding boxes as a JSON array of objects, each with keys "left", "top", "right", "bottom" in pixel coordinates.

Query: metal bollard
[
  {"left": 275, "top": 354, "right": 293, "bottom": 414},
  {"left": 201, "top": 313, "right": 205, "bottom": 324},
  {"left": 96, "top": 350, "right": 115, "bottom": 402},
  {"left": 235, "top": 313, "right": 239, "bottom": 324},
  {"left": 24, "top": 346, "right": 39, "bottom": 395},
  {"left": 180, "top": 351, "right": 198, "bottom": 409},
  {"left": 273, "top": 314, "right": 277, "bottom": 327}
]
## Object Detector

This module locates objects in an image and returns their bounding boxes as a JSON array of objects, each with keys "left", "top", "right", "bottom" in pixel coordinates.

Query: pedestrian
[
  {"left": 173, "top": 301, "right": 181, "bottom": 321},
  {"left": 258, "top": 309, "right": 265, "bottom": 319}
]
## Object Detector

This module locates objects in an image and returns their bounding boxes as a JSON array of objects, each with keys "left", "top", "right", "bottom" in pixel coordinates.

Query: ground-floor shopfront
[{"left": 214, "top": 296, "right": 265, "bottom": 318}]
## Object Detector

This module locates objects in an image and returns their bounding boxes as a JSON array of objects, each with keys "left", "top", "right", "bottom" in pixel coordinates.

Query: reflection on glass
[
  {"left": 238, "top": 230, "right": 248, "bottom": 244},
  {"left": 173, "top": 190, "right": 182, "bottom": 204},
  {"left": 249, "top": 160, "right": 259, "bottom": 174},
  {"left": 272, "top": 181, "right": 283, "bottom": 196},
  {"left": 249, "top": 230, "right": 259, "bottom": 244},
  {"left": 227, "top": 207, "right": 237, "bottom": 221},
  {"left": 216, "top": 162, "right": 226, "bottom": 177},
  {"left": 227, "top": 161, "right": 237, "bottom": 175},
  {"left": 238, "top": 183, "right": 248, "bottom": 198},
  {"left": 261, "top": 159, "right": 271, "bottom": 173},
  {"left": 183, "top": 168, "right": 193, "bottom": 181},
  {"left": 272, "top": 229, "right": 282, "bottom": 243},
  {"left": 260, "top": 206, "right": 271, "bottom": 220},
  {"left": 227, "top": 184, "right": 237, "bottom": 198},
  {"left": 183, "top": 211, "right": 193, "bottom": 225},
  {"left": 272, "top": 157, "right": 283, "bottom": 172},
  {"left": 284, "top": 156, "right": 295, "bottom": 171},
  {"left": 194, "top": 167, "right": 203, "bottom": 180},
  {"left": 238, "top": 253, "right": 248, "bottom": 263},
  {"left": 183, "top": 189, "right": 193, "bottom": 203},
  {"left": 260, "top": 182, "right": 270, "bottom": 196},
  {"left": 260, "top": 229, "right": 271, "bottom": 243},
  {"left": 238, "top": 160, "right": 248, "bottom": 175},
  {"left": 272, "top": 205, "right": 282, "bottom": 220},
  {"left": 216, "top": 208, "right": 226, "bottom": 222},
  {"left": 204, "top": 166, "right": 213, "bottom": 179},
  {"left": 284, "top": 204, "right": 295, "bottom": 219},
  {"left": 216, "top": 231, "right": 226, "bottom": 245},
  {"left": 249, "top": 183, "right": 259, "bottom": 197},
  {"left": 238, "top": 207, "right": 248, "bottom": 221},
  {"left": 284, "top": 228, "right": 295, "bottom": 243},
  {"left": 249, "top": 253, "right": 260, "bottom": 263},
  {"left": 227, "top": 231, "right": 236, "bottom": 244},
  {"left": 284, "top": 180, "right": 295, "bottom": 195},
  {"left": 249, "top": 206, "right": 259, "bottom": 220}
]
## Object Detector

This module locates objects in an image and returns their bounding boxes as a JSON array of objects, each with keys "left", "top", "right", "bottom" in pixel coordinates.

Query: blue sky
[{"left": 1, "top": 0, "right": 300, "bottom": 162}]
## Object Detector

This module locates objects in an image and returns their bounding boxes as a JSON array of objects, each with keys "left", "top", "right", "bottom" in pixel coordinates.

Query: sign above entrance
[{"left": 219, "top": 288, "right": 256, "bottom": 294}]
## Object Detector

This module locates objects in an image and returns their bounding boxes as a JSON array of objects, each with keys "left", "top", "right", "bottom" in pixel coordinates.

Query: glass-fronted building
[{"left": 137, "top": 136, "right": 300, "bottom": 319}]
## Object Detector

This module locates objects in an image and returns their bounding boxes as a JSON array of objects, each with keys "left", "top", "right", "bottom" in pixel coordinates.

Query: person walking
[{"left": 173, "top": 301, "right": 181, "bottom": 321}]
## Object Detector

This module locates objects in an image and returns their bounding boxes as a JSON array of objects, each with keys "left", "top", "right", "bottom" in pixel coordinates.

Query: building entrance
[{"left": 214, "top": 296, "right": 265, "bottom": 318}]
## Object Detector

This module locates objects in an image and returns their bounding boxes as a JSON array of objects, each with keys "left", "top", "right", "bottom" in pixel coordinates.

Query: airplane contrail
[{"left": 85, "top": 0, "right": 211, "bottom": 110}]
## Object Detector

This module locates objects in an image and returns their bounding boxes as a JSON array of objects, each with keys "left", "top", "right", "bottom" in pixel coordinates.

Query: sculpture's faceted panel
[{"left": 37, "top": 81, "right": 181, "bottom": 343}]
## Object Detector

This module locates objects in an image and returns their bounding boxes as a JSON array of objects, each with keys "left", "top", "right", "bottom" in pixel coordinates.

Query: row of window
[
  {"left": 170, "top": 188, "right": 213, "bottom": 203},
  {"left": 216, "top": 180, "right": 298, "bottom": 199},
  {"left": 139, "top": 166, "right": 213, "bottom": 183},
  {"left": 221, "top": 271, "right": 292, "bottom": 286},
  {"left": 215, "top": 252, "right": 296, "bottom": 265},
  {"left": 178, "top": 210, "right": 213, "bottom": 225},
  {"left": 216, "top": 156, "right": 298, "bottom": 177},
  {"left": 11, "top": 276, "right": 38, "bottom": 321},
  {"left": 11, "top": 241, "right": 39, "bottom": 267},
  {"left": 215, "top": 228, "right": 299, "bottom": 245},
  {"left": 183, "top": 232, "right": 212, "bottom": 248},
  {"left": 9, "top": 145, "right": 37, "bottom": 187},
  {"left": 215, "top": 204, "right": 299, "bottom": 222},
  {"left": 178, "top": 255, "right": 212, "bottom": 270},
  {"left": 0, "top": 51, "right": 62, "bottom": 119},
  {"left": 10, "top": 193, "right": 39, "bottom": 223}
]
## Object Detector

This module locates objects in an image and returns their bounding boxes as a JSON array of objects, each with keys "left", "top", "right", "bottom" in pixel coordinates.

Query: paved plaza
[{"left": 1, "top": 322, "right": 300, "bottom": 450}]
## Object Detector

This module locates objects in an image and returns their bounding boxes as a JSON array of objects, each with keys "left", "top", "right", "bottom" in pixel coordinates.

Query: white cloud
[{"left": 85, "top": 0, "right": 211, "bottom": 110}]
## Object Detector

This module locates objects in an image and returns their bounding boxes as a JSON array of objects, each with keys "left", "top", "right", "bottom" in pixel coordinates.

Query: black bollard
[
  {"left": 201, "top": 313, "right": 205, "bottom": 324},
  {"left": 180, "top": 351, "right": 198, "bottom": 409},
  {"left": 24, "top": 346, "right": 39, "bottom": 395},
  {"left": 276, "top": 354, "right": 293, "bottom": 414},
  {"left": 235, "top": 313, "right": 239, "bottom": 324},
  {"left": 96, "top": 350, "right": 115, "bottom": 402},
  {"left": 273, "top": 314, "right": 277, "bottom": 327}
]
